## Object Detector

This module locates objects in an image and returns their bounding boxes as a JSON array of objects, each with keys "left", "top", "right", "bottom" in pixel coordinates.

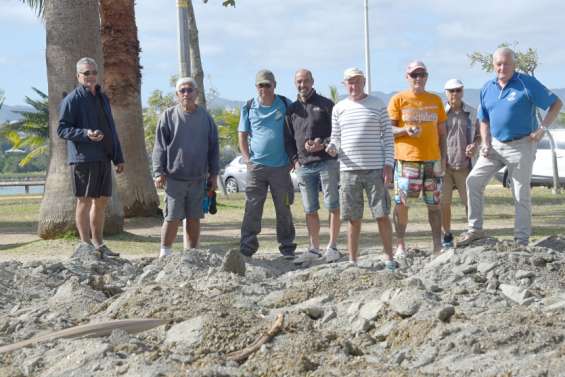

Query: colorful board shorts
[{"left": 394, "top": 160, "right": 442, "bottom": 206}]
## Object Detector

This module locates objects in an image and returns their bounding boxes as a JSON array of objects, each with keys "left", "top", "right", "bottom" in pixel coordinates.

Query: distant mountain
[
  {"left": 208, "top": 97, "right": 244, "bottom": 111},
  {"left": 0, "top": 104, "right": 33, "bottom": 124}
]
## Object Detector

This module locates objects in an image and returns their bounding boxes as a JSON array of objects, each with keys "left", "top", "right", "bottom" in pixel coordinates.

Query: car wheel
[{"left": 225, "top": 177, "right": 239, "bottom": 193}]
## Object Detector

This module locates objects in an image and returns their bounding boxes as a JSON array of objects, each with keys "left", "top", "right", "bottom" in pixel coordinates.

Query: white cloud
[{"left": 0, "top": 2, "right": 40, "bottom": 24}]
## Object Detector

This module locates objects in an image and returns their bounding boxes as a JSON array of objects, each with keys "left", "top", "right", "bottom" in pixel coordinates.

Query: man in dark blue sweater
[{"left": 58, "top": 57, "right": 125, "bottom": 258}]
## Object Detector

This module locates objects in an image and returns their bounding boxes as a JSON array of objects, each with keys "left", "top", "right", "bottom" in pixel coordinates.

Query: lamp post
[
  {"left": 177, "top": 0, "right": 191, "bottom": 77},
  {"left": 363, "top": 0, "right": 372, "bottom": 94}
]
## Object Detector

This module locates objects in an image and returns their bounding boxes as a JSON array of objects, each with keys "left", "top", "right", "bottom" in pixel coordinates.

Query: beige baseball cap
[
  {"left": 406, "top": 60, "right": 427, "bottom": 74},
  {"left": 255, "top": 69, "right": 275, "bottom": 85},
  {"left": 343, "top": 67, "right": 365, "bottom": 81}
]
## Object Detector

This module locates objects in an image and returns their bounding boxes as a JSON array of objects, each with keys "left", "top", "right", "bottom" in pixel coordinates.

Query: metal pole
[
  {"left": 177, "top": 0, "right": 191, "bottom": 77},
  {"left": 363, "top": 0, "right": 372, "bottom": 94}
]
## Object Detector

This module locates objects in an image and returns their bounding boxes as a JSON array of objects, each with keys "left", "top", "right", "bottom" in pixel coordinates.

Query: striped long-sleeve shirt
[{"left": 330, "top": 95, "right": 394, "bottom": 171}]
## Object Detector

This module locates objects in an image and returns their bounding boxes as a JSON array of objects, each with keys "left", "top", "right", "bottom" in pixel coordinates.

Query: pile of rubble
[{"left": 1, "top": 236, "right": 564, "bottom": 376}]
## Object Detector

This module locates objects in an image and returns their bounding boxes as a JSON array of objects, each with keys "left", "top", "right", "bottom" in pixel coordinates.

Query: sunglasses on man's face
[
  {"left": 409, "top": 71, "right": 428, "bottom": 79},
  {"left": 178, "top": 87, "right": 195, "bottom": 94},
  {"left": 80, "top": 70, "right": 98, "bottom": 77},
  {"left": 447, "top": 88, "right": 462, "bottom": 93},
  {"left": 257, "top": 83, "right": 272, "bottom": 89}
]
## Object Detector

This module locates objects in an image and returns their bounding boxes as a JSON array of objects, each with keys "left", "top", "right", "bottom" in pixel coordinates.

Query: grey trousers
[
  {"left": 240, "top": 163, "right": 296, "bottom": 256},
  {"left": 466, "top": 137, "right": 536, "bottom": 243}
]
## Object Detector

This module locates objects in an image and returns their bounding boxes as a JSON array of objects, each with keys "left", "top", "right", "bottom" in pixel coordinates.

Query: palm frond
[
  {"left": 18, "top": 145, "right": 48, "bottom": 167},
  {"left": 19, "top": 0, "right": 45, "bottom": 18}
]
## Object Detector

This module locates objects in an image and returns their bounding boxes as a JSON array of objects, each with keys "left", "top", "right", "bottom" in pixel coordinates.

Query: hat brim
[
  {"left": 256, "top": 79, "right": 273, "bottom": 85},
  {"left": 406, "top": 67, "right": 427, "bottom": 74}
]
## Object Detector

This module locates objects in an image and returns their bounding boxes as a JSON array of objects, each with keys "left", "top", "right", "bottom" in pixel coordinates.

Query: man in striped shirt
[{"left": 326, "top": 68, "right": 396, "bottom": 271}]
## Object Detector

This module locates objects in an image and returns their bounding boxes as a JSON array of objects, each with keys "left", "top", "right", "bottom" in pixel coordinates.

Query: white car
[
  {"left": 496, "top": 129, "right": 565, "bottom": 188},
  {"left": 221, "top": 156, "right": 300, "bottom": 193}
]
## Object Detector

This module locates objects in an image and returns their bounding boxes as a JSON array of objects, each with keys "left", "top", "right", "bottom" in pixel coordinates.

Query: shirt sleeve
[
  {"left": 524, "top": 75, "right": 559, "bottom": 110},
  {"left": 208, "top": 114, "right": 220, "bottom": 176},
  {"left": 387, "top": 95, "right": 401, "bottom": 122},
  {"left": 238, "top": 102, "right": 251, "bottom": 133},
  {"left": 330, "top": 104, "right": 341, "bottom": 150},
  {"left": 152, "top": 112, "right": 170, "bottom": 177},
  {"left": 477, "top": 86, "right": 489, "bottom": 123},
  {"left": 437, "top": 96, "right": 448, "bottom": 123},
  {"left": 57, "top": 96, "right": 90, "bottom": 142}
]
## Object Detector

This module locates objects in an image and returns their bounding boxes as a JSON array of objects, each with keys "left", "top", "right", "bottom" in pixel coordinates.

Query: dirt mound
[{"left": 1, "top": 239, "right": 564, "bottom": 376}]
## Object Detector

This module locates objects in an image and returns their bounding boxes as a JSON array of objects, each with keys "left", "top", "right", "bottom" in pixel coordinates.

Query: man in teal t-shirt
[{"left": 238, "top": 69, "right": 296, "bottom": 259}]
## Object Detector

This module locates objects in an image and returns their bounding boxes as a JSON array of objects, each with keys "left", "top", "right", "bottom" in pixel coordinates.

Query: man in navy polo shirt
[{"left": 457, "top": 47, "right": 562, "bottom": 247}]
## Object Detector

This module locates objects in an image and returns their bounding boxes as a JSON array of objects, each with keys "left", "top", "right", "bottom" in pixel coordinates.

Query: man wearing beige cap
[
  {"left": 387, "top": 60, "right": 447, "bottom": 255},
  {"left": 238, "top": 69, "right": 296, "bottom": 259},
  {"left": 326, "top": 68, "right": 396, "bottom": 271},
  {"left": 440, "top": 79, "right": 480, "bottom": 249}
]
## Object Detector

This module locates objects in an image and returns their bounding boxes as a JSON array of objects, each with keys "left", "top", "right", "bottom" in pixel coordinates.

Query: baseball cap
[
  {"left": 444, "top": 78, "right": 464, "bottom": 90},
  {"left": 406, "top": 60, "right": 427, "bottom": 74},
  {"left": 343, "top": 67, "right": 365, "bottom": 81},
  {"left": 256, "top": 69, "right": 275, "bottom": 85}
]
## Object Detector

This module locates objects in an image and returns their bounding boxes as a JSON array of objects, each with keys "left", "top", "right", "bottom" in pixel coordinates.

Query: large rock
[
  {"left": 166, "top": 315, "right": 206, "bottom": 349},
  {"left": 500, "top": 284, "right": 533, "bottom": 305}
]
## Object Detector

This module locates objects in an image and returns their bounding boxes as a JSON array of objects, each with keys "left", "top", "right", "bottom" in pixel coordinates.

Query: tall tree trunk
[
  {"left": 187, "top": 0, "right": 207, "bottom": 108},
  {"left": 39, "top": 0, "right": 123, "bottom": 239},
  {"left": 99, "top": 0, "right": 161, "bottom": 217}
]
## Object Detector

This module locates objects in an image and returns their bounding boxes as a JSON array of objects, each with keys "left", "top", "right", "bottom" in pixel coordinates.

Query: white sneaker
[
  {"left": 159, "top": 248, "right": 172, "bottom": 258},
  {"left": 293, "top": 249, "right": 322, "bottom": 265},
  {"left": 323, "top": 246, "right": 342, "bottom": 263},
  {"left": 394, "top": 245, "right": 406, "bottom": 260}
]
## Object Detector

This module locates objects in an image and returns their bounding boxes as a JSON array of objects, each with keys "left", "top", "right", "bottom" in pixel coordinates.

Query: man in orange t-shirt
[{"left": 387, "top": 60, "right": 447, "bottom": 256}]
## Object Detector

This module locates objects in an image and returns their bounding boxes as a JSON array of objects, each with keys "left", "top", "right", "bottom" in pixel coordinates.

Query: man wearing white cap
[
  {"left": 326, "top": 68, "right": 396, "bottom": 271},
  {"left": 440, "top": 79, "right": 480, "bottom": 249},
  {"left": 387, "top": 60, "right": 447, "bottom": 255}
]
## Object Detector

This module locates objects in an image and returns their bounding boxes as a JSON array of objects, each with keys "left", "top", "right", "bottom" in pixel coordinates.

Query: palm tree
[
  {"left": 25, "top": 0, "right": 124, "bottom": 238},
  {"left": 0, "top": 88, "right": 48, "bottom": 167},
  {"left": 99, "top": 0, "right": 161, "bottom": 217}
]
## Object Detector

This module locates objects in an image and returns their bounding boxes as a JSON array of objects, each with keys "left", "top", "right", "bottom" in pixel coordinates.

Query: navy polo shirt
[{"left": 478, "top": 72, "right": 558, "bottom": 142}]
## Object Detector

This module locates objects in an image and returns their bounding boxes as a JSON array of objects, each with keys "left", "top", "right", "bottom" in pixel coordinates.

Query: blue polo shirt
[
  {"left": 478, "top": 72, "right": 558, "bottom": 142},
  {"left": 238, "top": 95, "right": 290, "bottom": 167}
]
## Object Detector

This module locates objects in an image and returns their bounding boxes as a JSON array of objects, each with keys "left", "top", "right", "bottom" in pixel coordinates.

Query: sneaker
[
  {"left": 385, "top": 260, "right": 397, "bottom": 273},
  {"left": 280, "top": 249, "right": 296, "bottom": 260},
  {"left": 394, "top": 245, "right": 406, "bottom": 260},
  {"left": 159, "top": 248, "right": 172, "bottom": 258},
  {"left": 455, "top": 229, "right": 485, "bottom": 248},
  {"left": 348, "top": 260, "right": 358, "bottom": 267},
  {"left": 97, "top": 244, "right": 120, "bottom": 258},
  {"left": 323, "top": 246, "right": 342, "bottom": 263},
  {"left": 294, "top": 249, "right": 322, "bottom": 265},
  {"left": 442, "top": 232, "right": 454, "bottom": 249}
]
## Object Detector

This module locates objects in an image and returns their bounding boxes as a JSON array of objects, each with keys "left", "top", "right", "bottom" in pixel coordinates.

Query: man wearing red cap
[{"left": 387, "top": 60, "right": 447, "bottom": 256}]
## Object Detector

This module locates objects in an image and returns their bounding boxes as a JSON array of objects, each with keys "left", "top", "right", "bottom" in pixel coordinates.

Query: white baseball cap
[
  {"left": 343, "top": 67, "right": 365, "bottom": 81},
  {"left": 444, "top": 78, "right": 464, "bottom": 90}
]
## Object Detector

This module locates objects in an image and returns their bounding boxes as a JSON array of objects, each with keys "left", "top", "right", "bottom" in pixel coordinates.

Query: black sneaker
[
  {"left": 280, "top": 249, "right": 296, "bottom": 260},
  {"left": 442, "top": 232, "right": 454, "bottom": 249},
  {"left": 97, "top": 244, "right": 120, "bottom": 258}
]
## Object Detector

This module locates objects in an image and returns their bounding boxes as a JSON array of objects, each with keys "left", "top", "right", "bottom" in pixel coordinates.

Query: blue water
[{"left": 0, "top": 186, "right": 44, "bottom": 196}]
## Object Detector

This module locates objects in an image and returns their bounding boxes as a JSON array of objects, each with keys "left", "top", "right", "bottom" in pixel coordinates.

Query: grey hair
[
  {"left": 176, "top": 77, "right": 198, "bottom": 92},
  {"left": 76, "top": 57, "right": 98, "bottom": 73},
  {"left": 493, "top": 47, "right": 516, "bottom": 63}
]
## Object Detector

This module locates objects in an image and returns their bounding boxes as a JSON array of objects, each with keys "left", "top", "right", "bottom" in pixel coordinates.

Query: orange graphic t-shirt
[{"left": 387, "top": 90, "right": 447, "bottom": 161}]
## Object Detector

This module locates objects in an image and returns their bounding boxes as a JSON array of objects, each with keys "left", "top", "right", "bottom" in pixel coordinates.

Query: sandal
[{"left": 455, "top": 229, "right": 485, "bottom": 248}]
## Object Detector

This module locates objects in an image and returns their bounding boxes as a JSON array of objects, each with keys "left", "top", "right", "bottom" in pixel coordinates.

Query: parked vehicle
[
  {"left": 495, "top": 129, "right": 565, "bottom": 188},
  {"left": 221, "top": 155, "right": 300, "bottom": 193}
]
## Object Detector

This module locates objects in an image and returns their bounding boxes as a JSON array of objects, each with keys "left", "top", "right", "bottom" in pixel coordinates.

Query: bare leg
[
  {"left": 185, "top": 219, "right": 201, "bottom": 249},
  {"left": 348, "top": 219, "right": 361, "bottom": 262},
  {"left": 90, "top": 196, "right": 109, "bottom": 247},
  {"left": 161, "top": 219, "right": 181, "bottom": 248},
  {"left": 428, "top": 205, "right": 442, "bottom": 253},
  {"left": 305, "top": 212, "right": 321, "bottom": 250},
  {"left": 376, "top": 216, "right": 394, "bottom": 261},
  {"left": 441, "top": 203, "right": 452, "bottom": 234},
  {"left": 393, "top": 203, "right": 408, "bottom": 251},
  {"left": 328, "top": 208, "right": 340, "bottom": 249},
  {"left": 76, "top": 197, "right": 92, "bottom": 243}
]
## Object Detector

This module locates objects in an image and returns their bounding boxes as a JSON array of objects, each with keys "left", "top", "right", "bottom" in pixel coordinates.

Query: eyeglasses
[
  {"left": 447, "top": 88, "right": 462, "bottom": 93},
  {"left": 257, "top": 83, "right": 272, "bottom": 89},
  {"left": 178, "top": 87, "right": 195, "bottom": 94},
  {"left": 409, "top": 71, "right": 428, "bottom": 79},
  {"left": 80, "top": 70, "right": 98, "bottom": 76}
]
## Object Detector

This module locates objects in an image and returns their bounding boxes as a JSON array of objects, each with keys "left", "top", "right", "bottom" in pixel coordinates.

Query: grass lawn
[{"left": 0, "top": 184, "right": 564, "bottom": 261}]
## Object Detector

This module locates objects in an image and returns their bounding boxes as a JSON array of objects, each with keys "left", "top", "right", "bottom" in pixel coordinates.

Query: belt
[{"left": 499, "top": 135, "right": 528, "bottom": 143}]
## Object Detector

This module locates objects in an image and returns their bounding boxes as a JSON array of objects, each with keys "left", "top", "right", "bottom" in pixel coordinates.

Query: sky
[{"left": 1, "top": 0, "right": 565, "bottom": 106}]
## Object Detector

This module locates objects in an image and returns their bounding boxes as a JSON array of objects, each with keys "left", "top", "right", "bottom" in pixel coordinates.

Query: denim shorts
[
  {"left": 164, "top": 177, "right": 205, "bottom": 221},
  {"left": 295, "top": 159, "right": 339, "bottom": 214},
  {"left": 340, "top": 169, "right": 390, "bottom": 220}
]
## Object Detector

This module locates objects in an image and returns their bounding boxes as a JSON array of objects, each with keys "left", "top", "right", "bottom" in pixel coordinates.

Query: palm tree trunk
[
  {"left": 39, "top": 0, "right": 123, "bottom": 239},
  {"left": 99, "top": 0, "right": 161, "bottom": 217},
  {"left": 187, "top": 0, "right": 207, "bottom": 108}
]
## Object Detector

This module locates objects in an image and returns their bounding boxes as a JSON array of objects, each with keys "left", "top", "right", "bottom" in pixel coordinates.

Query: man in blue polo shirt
[
  {"left": 457, "top": 47, "right": 562, "bottom": 247},
  {"left": 238, "top": 69, "right": 296, "bottom": 259}
]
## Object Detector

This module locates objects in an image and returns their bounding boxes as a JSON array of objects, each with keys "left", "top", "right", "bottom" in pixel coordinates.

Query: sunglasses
[
  {"left": 178, "top": 87, "right": 195, "bottom": 94},
  {"left": 409, "top": 71, "right": 428, "bottom": 79},
  {"left": 80, "top": 70, "right": 98, "bottom": 76},
  {"left": 257, "top": 83, "right": 272, "bottom": 89},
  {"left": 447, "top": 88, "right": 462, "bottom": 93}
]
